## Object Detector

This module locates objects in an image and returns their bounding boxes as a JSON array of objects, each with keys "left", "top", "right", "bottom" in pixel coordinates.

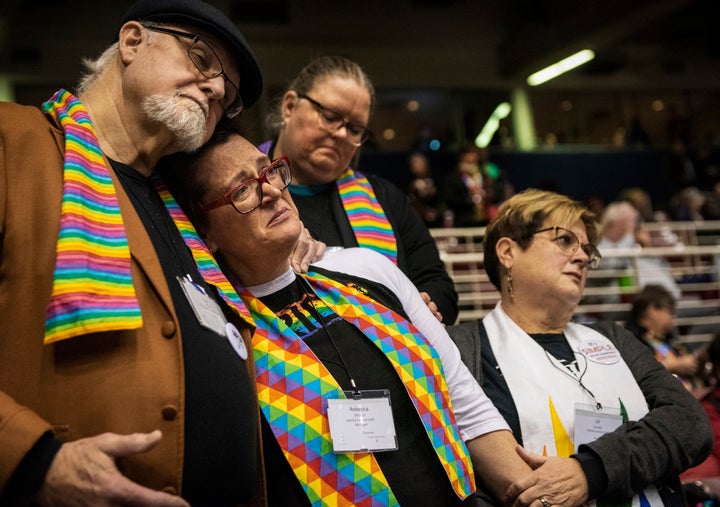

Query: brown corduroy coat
[{"left": 0, "top": 100, "right": 265, "bottom": 504}]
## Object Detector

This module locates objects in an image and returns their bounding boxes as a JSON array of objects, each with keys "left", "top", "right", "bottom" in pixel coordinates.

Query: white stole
[{"left": 484, "top": 303, "right": 662, "bottom": 506}]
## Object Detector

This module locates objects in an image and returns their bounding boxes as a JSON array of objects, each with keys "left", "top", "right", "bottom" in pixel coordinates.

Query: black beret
[{"left": 119, "top": 0, "right": 263, "bottom": 108}]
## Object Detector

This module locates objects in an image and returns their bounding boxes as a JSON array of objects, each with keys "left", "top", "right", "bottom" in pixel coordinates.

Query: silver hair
[
  {"left": 76, "top": 25, "right": 159, "bottom": 95},
  {"left": 601, "top": 201, "right": 638, "bottom": 228},
  {"left": 76, "top": 43, "right": 120, "bottom": 95}
]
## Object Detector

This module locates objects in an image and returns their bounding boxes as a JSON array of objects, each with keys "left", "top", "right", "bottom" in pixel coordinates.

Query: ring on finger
[{"left": 539, "top": 497, "right": 550, "bottom": 507}]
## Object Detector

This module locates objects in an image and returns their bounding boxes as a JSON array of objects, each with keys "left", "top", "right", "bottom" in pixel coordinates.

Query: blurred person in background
[
  {"left": 442, "top": 144, "right": 505, "bottom": 227},
  {"left": 618, "top": 187, "right": 665, "bottom": 223},
  {"left": 407, "top": 152, "right": 442, "bottom": 228},
  {"left": 681, "top": 333, "right": 720, "bottom": 483},
  {"left": 595, "top": 201, "right": 681, "bottom": 303},
  {"left": 670, "top": 186, "right": 706, "bottom": 221},
  {"left": 624, "top": 284, "right": 699, "bottom": 388}
]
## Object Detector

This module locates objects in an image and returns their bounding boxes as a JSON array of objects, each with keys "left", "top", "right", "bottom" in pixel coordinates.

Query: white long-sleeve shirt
[{"left": 248, "top": 247, "right": 509, "bottom": 442}]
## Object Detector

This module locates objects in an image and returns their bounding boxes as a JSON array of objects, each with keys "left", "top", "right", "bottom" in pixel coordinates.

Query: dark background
[{"left": 2, "top": 0, "right": 719, "bottom": 208}]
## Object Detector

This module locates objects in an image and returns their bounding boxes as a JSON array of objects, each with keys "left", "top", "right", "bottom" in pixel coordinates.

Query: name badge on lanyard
[
  {"left": 177, "top": 275, "right": 227, "bottom": 337},
  {"left": 326, "top": 389, "right": 398, "bottom": 453},
  {"left": 574, "top": 403, "right": 623, "bottom": 450}
]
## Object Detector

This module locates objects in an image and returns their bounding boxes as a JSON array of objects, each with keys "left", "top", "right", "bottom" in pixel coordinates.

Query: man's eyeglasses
[
  {"left": 202, "top": 157, "right": 292, "bottom": 214},
  {"left": 534, "top": 226, "right": 602, "bottom": 269},
  {"left": 297, "top": 93, "right": 371, "bottom": 147},
  {"left": 144, "top": 24, "right": 243, "bottom": 119}
]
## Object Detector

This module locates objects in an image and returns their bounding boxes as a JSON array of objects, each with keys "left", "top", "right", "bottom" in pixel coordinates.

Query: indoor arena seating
[{"left": 431, "top": 221, "right": 720, "bottom": 349}]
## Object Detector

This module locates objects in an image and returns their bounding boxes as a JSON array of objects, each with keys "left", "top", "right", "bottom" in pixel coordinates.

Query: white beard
[{"left": 142, "top": 93, "right": 208, "bottom": 152}]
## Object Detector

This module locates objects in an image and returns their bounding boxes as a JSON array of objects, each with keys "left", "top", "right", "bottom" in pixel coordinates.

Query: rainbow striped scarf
[
  {"left": 154, "top": 179, "right": 252, "bottom": 323},
  {"left": 43, "top": 89, "right": 142, "bottom": 343},
  {"left": 242, "top": 271, "right": 474, "bottom": 506},
  {"left": 336, "top": 168, "right": 398, "bottom": 264},
  {"left": 43, "top": 89, "right": 252, "bottom": 343},
  {"left": 257, "top": 142, "right": 398, "bottom": 264}
]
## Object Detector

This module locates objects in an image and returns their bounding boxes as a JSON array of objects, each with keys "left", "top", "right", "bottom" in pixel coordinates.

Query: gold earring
[{"left": 506, "top": 267, "right": 514, "bottom": 302}]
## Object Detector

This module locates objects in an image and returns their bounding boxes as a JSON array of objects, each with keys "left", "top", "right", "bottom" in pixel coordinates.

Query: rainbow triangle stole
[
  {"left": 243, "top": 271, "right": 474, "bottom": 506},
  {"left": 42, "top": 89, "right": 142, "bottom": 343},
  {"left": 336, "top": 168, "right": 398, "bottom": 264},
  {"left": 154, "top": 179, "right": 252, "bottom": 324}
]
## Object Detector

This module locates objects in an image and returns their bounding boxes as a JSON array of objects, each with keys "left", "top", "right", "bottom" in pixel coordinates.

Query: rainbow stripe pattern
[
  {"left": 154, "top": 179, "right": 252, "bottom": 324},
  {"left": 243, "top": 271, "right": 474, "bottom": 505},
  {"left": 42, "top": 89, "right": 142, "bottom": 343},
  {"left": 336, "top": 169, "right": 398, "bottom": 264}
]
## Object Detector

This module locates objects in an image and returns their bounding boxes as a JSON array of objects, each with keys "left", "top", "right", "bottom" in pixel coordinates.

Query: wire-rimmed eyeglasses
[
  {"left": 297, "top": 93, "right": 371, "bottom": 147},
  {"left": 143, "top": 24, "right": 243, "bottom": 119},
  {"left": 534, "top": 226, "right": 602, "bottom": 269},
  {"left": 202, "top": 157, "right": 292, "bottom": 214}
]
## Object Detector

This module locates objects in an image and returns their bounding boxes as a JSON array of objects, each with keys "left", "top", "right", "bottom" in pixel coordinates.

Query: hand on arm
[
  {"left": 36, "top": 431, "right": 189, "bottom": 507},
  {"left": 419, "top": 291, "right": 443, "bottom": 324},
  {"left": 506, "top": 446, "right": 589, "bottom": 507},
  {"left": 290, "top": 228, "right": 326, "bottom": 273}
]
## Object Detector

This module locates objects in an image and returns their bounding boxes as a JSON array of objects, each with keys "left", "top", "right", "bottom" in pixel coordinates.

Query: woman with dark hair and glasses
[
  {"left": 447, "top": 188, "right": 712, "bottom": 506},
  {"left": 160, "top": 131, "right": 566, "bottom": 507},
  {"left": 258, "top": 55, "right": 458, "bottom": 325}
]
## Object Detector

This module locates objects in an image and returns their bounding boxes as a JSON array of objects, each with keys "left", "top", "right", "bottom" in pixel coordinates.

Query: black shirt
[
  {"left": 114, "top": 162, "right": 258, "bottom": 506},
  {"left": 288, "top": 182, "right": 458, "bottom": 325},
  {"left": 258, "top": 269, "right": 470, "bottom": 506}
]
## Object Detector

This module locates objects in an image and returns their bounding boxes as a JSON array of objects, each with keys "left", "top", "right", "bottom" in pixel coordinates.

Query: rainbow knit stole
[
  {"left": 242, "top": 272, "right": 474, "bottom": 506},
  {"left": 42, "top": 89, "right": 142, "bottom": 343},
  {"left": 336, "top": 169, "right": 398, "bottom": 264},
  {"left": 154, "top": 180, "right": 253, "bottom": 324}
]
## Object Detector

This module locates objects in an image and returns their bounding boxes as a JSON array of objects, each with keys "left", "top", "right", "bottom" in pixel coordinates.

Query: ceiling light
[
  {"left": 527, "top": 49, "right": 595, "bottom": 86},
  {"left": 475, "top": 102, "right": 512, "bottom": 148}
]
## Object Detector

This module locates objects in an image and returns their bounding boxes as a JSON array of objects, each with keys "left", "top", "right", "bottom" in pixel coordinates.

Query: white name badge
[
  {"left": 326, "top": 389, "right": 398, "bottom": 453},
  {"left": 574, "top": 403, "right": 623, "bottom": 449},
  {"left": 177, "top": 275, "right": 227, "bottom": 337}
]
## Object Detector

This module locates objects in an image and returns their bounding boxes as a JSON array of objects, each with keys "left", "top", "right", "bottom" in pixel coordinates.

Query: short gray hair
[
  {"left": 76, "top": 44, "right": 119, "bottom": 95},
  {"left": 76, "top": 24, "right": 159, "bottom": 95},
  {"left": 600, "top": 201, "right": 638, "bottom": 228}
]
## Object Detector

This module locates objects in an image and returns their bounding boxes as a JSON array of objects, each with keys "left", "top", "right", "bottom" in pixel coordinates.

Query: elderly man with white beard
[{"left": 0, "top": 1, "right": 283, "bottom": 505}]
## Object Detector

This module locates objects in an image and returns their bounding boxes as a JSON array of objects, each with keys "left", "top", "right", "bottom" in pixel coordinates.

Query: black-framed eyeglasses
[
  {"left": 534, "top": 226, "right": 602, "bottom": 269},
  {"left": 202, "top": 157, "right": 292, "bottom": 214},
  {"left": 143, "top": 24, "right": 243, "bottom": 119},
  {"left": 297, "top": 93, "right": 371, "bottom": 146}
]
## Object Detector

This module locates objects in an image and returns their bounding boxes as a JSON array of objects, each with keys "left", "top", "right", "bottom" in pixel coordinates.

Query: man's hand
[
  {"left": 290, "top": 228, "right": 326, "bottom": 273},
  {"left": 36, "top": 430, "right": 190, "bottom": 507},
  {"left": 420, "top": 291, "right": 443, "bottom": 324},
  {"left": 506, "top": 446, "right": 589, "bottom": 507}
]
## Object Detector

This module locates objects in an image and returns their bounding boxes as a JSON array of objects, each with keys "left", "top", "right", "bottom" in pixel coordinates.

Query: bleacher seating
[{"left": 431, "top": 221, "right": 720, "bottom": 347}]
